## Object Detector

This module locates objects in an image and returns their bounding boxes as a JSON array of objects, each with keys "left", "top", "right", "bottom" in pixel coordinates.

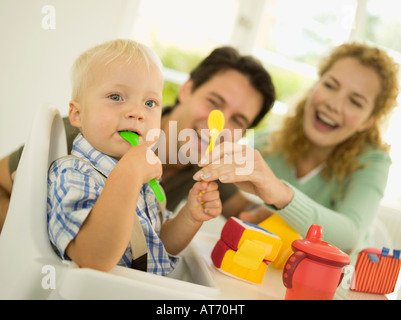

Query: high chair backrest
[
  {"left": 0, "top": 106, "right": 218, "bottom": 300},
  {"left": 0, "top": 105, "right": 67, "bottom": 299}
]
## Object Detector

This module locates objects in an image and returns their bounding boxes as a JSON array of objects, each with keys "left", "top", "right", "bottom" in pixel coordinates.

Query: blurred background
[{"left": 0, "top": 0, "right": 400, "bottom": 205}]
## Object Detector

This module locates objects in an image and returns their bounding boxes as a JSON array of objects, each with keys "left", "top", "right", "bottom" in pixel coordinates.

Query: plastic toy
[
  {"left": 211, "top": 217, "right": 282, "bottom": 284},
  {"left": 120, "top": 131, "right": 165, "bottom": 202},
  {"left": 206, "top": 109, "right": 225, "bottom": 154},
  {"left": 199, "top": 110, "right": 225, "bottom": 201},
  {"left": 283, "top": 224, "right": 350, "bottom": 300},
  {"left": 258, "top": 214, "right": 301, "bottom": 268},
  {"left": 351, "top": 247, "right": 401, "bottom": 295}
]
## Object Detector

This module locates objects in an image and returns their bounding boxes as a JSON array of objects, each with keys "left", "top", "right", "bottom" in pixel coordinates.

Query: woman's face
[{"left": 303, "top": 57, "right": 381, "bottom": 150}]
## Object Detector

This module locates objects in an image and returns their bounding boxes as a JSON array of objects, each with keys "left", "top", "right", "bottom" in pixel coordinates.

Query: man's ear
[
  {"left": 178, "top": 79, "right": 193, "bottom": 104},
  {"left": 69, "top": 100, "right": 82, "bottom": 128}
]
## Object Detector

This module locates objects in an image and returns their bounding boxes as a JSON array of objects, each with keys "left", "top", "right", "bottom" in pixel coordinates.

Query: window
[
  {"left": 251, "top": 0, "right": 401, "bottom": 204},
  {"left": 252, "top": 0, "right": 359, "bottom": 119},
  {"left": 131, "top": 0, "right": 240, "bottom": 105},
  {"left": 361, "top": 1, "right": 401, "bottom": 202},
  {"left": 130, "top": 0, "right": 401, "bottom": 204}
]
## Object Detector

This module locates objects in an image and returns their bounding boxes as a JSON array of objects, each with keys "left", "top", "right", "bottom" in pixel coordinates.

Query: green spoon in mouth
[{"left": 120, "top": 131, "right": 165, "bottom": 202}]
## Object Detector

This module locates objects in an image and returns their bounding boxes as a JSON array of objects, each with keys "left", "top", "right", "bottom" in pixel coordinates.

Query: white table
[{"left": 189, "top": 231, "right": 399, "bottom": 300}]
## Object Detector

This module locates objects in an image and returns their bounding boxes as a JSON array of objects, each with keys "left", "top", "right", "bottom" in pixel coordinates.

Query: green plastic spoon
[{"left": 120, "top": 131, "right": 165, "bottom": 202}]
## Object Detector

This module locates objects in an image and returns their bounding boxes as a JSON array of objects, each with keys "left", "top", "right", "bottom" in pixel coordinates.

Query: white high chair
[
  {"left": 0, "top": 105, "right": 217, "bottom": 299},
  {"left": 0, "top": 105, "right": 67, "bottom": 299}
]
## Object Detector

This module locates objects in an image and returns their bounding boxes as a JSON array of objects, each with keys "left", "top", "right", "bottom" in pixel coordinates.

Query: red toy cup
[{"left": 283, "top": 224, "right": 350, "bottom": 300}]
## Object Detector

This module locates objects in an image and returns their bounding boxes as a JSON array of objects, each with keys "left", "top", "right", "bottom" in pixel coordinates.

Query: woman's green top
[{"left": 254, "top": 129, "right": 391, "bottom": 260}]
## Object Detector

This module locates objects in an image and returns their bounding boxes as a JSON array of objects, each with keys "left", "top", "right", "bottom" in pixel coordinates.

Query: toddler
[{"left": 47, "top": 39, "right": 222, "bottom": 275}]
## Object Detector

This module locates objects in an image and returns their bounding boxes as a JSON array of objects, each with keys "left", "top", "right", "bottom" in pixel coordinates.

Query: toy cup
[{"left": 283, "top": 224, "right": 350, "bottom": 300}]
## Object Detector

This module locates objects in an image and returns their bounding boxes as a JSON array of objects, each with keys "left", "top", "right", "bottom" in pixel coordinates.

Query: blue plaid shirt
[{"left": 47, "top": 133, "right": 177, "bottom": 275}]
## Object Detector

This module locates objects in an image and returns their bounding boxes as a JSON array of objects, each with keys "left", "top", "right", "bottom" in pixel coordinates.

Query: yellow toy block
[
  {"left": 258, "top": 214, "right": 301, "bottom": 268},
  {"left": 220, "top": 248, "right": 268, "bottom": 284},
  {"left": 211, "top": 217, "right": 282, "bottom": 283},
  {"left": 233, "top": 239, "right": 271, "bottom": 270},
  {"left": 238, "top": 229, "right": 282, "bottom": 262}
]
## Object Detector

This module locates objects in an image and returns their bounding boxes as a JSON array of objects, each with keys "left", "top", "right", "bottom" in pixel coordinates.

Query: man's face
[{"left": 169, "top": 69, "right": 263, "bottom": 162}]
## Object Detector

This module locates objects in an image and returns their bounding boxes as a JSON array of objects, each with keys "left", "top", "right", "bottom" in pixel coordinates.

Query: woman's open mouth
[{"left": 315, "top": 111, "right": 339, "bottom": 131}]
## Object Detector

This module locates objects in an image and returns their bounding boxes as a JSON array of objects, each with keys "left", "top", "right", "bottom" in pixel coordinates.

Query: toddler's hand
[
  {"left": 117, "top": 144, "right": 162, "bottom": 184},
  {"left": 187, "top": 181, "right": 221, "bottom": 223}
]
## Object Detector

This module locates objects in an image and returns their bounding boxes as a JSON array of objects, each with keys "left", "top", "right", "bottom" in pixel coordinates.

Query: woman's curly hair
[{"left": 269, "top": 42, "right": 400, "bottom": 183}]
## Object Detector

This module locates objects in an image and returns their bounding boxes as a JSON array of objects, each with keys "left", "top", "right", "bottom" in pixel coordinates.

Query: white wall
[{"left": 0, "top": 0, "right": 137, "bottom": 158}]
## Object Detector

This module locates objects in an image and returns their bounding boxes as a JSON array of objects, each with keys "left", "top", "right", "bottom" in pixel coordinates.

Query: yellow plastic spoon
[
  {"left": 206, "top": 110, "right": 225, "bottom": 154},
  {"left": 199, "top": 110, "right": 225, "bottom": 201}
]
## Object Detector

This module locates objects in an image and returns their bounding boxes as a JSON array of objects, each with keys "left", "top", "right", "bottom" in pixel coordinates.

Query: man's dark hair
[{"left": 186, "top": 46, "right": 276, "bottom": 127}]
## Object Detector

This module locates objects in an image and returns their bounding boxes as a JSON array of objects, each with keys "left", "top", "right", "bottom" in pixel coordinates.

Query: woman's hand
[{"left": 193, "top": 142, "right": 294, "bottom": 209}]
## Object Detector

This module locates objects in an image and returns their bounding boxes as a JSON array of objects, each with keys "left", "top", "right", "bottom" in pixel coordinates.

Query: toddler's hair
[{"left": 70, "top": 39, "right": 163, "bottom": 101}]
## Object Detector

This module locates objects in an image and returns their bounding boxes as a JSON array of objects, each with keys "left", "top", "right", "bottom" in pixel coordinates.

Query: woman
[{"left": 194, "top": 42, "right": 400, "bottom": 258}]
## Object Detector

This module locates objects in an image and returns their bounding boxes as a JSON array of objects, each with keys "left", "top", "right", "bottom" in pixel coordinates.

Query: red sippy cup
[{"left": 283, "top": 224, "right": 350, "bottom": 300}]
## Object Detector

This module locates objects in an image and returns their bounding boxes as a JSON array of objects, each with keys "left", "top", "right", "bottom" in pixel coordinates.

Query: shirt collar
[{"left": 71, "top": 133, "right": 118, "bottom": 178}]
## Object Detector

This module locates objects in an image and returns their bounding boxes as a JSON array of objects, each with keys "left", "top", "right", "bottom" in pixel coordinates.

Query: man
[{"left": 0, "top": 46, "right": 275, "bottom": 232}]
